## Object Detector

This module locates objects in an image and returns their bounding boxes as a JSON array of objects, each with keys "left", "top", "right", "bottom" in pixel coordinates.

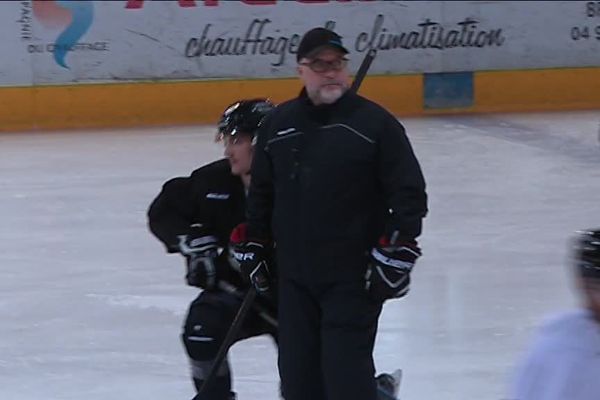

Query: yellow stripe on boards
[{"left": 1, "top": 67, "right": 599, "bottom": 132}]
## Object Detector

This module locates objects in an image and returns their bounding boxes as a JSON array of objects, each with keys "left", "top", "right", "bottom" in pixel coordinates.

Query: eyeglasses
[{"left": 299, "top": 58, "right": 348, "bottom": 73}]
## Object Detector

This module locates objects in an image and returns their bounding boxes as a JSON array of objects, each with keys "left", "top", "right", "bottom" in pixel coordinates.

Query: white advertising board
[{"left": 1, "top": 0, "right": 599, "bottom": 86}]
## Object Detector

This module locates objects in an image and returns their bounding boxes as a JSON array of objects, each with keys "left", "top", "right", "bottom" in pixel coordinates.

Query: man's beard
[
  {"left": 318, "top": 84, "right": 346, "bottom": 104},
  {"left": 308, "top": 82, "right": 347, "bottom": 105}
]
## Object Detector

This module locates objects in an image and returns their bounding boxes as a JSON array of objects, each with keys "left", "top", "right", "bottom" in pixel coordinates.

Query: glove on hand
[
  {"left": 178, "top": 233, "right": 219, "bottom": 289},
  {"left": 229, "top": 223, "right": 271, "bottom": 293},
  {"left": 365, "top": 237, "right": 421, "bottom": 302}
]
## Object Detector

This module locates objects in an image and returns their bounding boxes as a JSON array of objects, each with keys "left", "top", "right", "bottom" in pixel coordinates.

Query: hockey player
[
  {"left": 509, "top": 228, "right": 600, "bottom": 400},
  {"left": 147, "top": 99, "right": 277, "bottom": 400}
]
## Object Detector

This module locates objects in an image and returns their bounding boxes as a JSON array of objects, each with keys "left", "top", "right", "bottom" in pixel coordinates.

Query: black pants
[
  {"left": 182, "top": 289, "right": 277, "bottom": 400},
  {"left": 278, "top": 278, "right": 383, "bottom": 400}
]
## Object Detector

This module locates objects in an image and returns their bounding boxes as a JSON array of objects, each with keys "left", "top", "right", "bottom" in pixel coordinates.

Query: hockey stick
[
  {"left": 198, "top": 286, "right": 258, "bottom": 395},
  {"left": 350, "top": 48, "right": 377, "bottom": 93},
  {"left": 218, "top": 281, "right": 278, "bottom": 328}
]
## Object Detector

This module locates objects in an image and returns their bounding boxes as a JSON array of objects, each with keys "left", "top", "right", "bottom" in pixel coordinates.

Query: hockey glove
[
  {"left": 177, "top": 233, "right": 219, "bottom": 289},
  {"left": 228, "top": 222, "right": 248, "bottom": 273},
  {"left": 229, "top": 224, "right": 271, "bottom": 293},
  {"left": 365, "top": 238, "right": 421, "bottom": 302}
]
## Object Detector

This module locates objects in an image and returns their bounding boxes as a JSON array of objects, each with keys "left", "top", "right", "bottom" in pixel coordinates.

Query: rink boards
[
  {"left": 1, "top": 0, "right": 599, "bottom": 131},
  {"left": 2, "top": 67, "right": 600, "bottom": 131}
]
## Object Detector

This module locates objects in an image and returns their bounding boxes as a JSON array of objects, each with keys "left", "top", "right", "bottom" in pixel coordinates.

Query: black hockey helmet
[
  {"left": 216, "top": 98, "right": 274, "bottom": 142},
  {"left": 572, "top": 228, "right": 600, "bottom": 279}
]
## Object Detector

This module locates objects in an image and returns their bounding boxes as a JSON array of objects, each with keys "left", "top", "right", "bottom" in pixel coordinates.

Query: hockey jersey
[{"left": 510, "top": 309, "right": 600, "bottom": 400}]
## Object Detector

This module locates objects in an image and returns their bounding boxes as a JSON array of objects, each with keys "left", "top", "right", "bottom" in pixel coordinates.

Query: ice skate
[{"left": 376, "top": 369, "right": 402, "bottom": 400}]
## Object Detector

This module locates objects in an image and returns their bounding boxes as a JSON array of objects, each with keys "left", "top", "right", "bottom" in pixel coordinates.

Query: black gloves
[
  {"left": 366, "top": 238, "right": 421, "bottom": 302},
  {"left": 177, "top": 233, "right": 219, "bottom": 289},
  {"left": 229, "top": 223, "right": 271, "bottom": 293}
]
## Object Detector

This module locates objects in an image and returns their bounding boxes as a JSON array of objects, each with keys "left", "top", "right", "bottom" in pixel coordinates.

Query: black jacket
[
  {"left": 147, "top": 159, "right": 247, "bottom": 286},
  {"left": 246, "top": 90, "right": 428, "bottom": 282}
]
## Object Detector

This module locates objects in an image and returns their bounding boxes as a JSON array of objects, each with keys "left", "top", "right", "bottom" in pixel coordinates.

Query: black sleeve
[
  {"left": 246, "top": 115, "right": 275, "bottom": 242},
  {"left": 378, "top": 114, "right": 428, "bottom": 242},
  {"left": 147, "top": 176, "right": 207, "bottom": 253}
]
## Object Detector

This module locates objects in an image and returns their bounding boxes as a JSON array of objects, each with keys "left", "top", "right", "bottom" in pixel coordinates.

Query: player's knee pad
[
  {"left": 182, "top": 317, "right": 224, "bottom": 361},
  {"left": 182, "top": 320, "right": 232, "bottom": 386},
  {"left": 182, "top": 293, "right": 235, "bottom": 361}
]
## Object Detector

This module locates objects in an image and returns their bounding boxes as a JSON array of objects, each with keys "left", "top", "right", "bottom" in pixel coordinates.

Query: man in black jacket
[
  {"left": 147, "top": 99, "right": 277, "bottom": 400},
  {"left": 240, "top": 28, "right": 428, "bottom": 400}
]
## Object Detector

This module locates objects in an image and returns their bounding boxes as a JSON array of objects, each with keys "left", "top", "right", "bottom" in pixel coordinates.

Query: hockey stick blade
[
  {"left": 198, "top": 287, "right": 258, "bottom": 395},
  {"left": 350, "top": 48, "right": 377, "bottom": 93}
]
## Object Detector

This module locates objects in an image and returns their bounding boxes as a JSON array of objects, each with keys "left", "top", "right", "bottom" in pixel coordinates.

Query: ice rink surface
[{"left": 1, "top": 110, "right": 599, "bottom": 400}]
